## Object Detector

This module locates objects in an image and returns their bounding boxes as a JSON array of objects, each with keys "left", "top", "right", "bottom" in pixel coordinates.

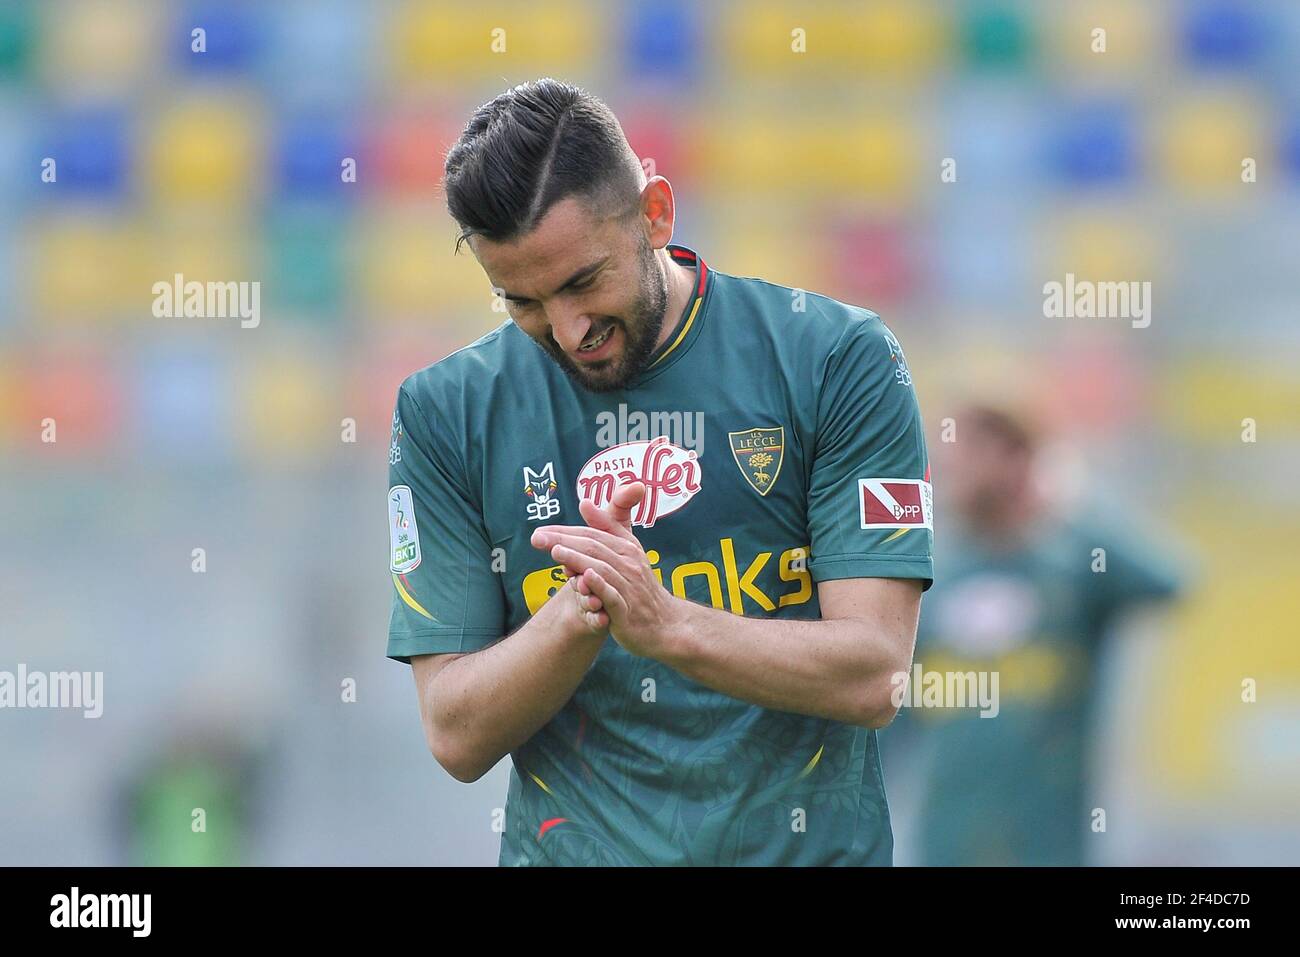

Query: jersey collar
[{"left": 637, "top": 244, "right": 711, "bottom": 380}]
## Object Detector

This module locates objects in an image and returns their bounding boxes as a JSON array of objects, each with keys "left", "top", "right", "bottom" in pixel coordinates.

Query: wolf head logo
[
  {"left": 523, "top": 462, "right": 561, "bottom": 521},
  {"left": 524, "top": 463, "right": 558, "bottom": 500}
]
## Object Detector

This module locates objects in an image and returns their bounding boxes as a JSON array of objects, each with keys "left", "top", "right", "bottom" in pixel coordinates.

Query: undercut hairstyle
[{"left": 443, "top": 78, "right": 644, "bottom": 252}]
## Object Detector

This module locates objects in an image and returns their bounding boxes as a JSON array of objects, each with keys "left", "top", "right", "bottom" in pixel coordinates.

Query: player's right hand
[{"left": 571, "top": 573, "right": 608, "bottom": 633}]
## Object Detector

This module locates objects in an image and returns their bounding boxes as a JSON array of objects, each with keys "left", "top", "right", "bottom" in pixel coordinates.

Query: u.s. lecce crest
[{"left": 728, "top": 426, "right": 785, "bottom": 496}]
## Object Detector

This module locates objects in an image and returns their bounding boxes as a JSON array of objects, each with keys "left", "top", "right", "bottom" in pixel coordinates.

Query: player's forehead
[{"left": 470, "top": 196, "right": 621, "bottom": 298}]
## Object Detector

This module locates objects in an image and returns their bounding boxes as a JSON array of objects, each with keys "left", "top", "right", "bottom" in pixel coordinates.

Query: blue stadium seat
[
  {"left": 40, "top": 108, "right": 130, "bottom": 197},
  {"left": 1048, "top": 100, "right": 1137, "bottom": 186},
  {"left": 1182, "top": 0, "right": 1268, "bottom": 69},
  {"left": 275, "top": 114, "right": 359, "bottom": 199},
  {"left": 175, "top": 2, "right": 264, "bottom": 73},
  {"left": 622, "top": 0, "right": 700, "bottom": 81}
]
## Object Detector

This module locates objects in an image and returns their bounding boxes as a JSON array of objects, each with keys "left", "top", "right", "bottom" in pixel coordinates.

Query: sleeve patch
[
  {"left": 389, "top": 484, "right": 422, "bottom": 572},
  {"left": 859, "top": 478, "right": 934, "bottom": 530}
]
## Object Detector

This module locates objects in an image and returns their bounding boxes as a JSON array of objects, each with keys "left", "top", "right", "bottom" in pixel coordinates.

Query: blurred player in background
[{"left": 882, "top": 396, "right": 1184, "bottom": 866}]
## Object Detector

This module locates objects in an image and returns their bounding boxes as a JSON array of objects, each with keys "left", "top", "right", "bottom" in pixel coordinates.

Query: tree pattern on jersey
[{"left": 502, "top": 643, "right": 886, "bottom": 865}]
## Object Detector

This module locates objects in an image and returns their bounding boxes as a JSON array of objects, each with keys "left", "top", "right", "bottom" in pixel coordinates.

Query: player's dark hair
[
  {"left": 443, "top": 78, "right": 642, "bottom": 252},
  {"left": 966, "top": 404, "right": 1037, "bottom": 453}
]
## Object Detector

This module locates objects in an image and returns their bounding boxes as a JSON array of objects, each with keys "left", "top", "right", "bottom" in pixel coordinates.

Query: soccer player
[
  {"left": 881, "top": 398, "right": 1184, "bottom": 865},
  {"left": 386, "top": 78, "right": 933, "bottom": 865}
]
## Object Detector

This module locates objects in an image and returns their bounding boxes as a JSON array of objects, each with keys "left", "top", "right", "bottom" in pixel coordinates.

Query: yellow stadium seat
[
  {"left": 698, "top": 112, "right": 921, "bottom": 202},
  {"left": 711, "top": 217, "right": 823, "bottom": 293},
  {"left": 497, "top": 2, "right": 599, "bottom": 76},
  {"left": 1041, "top": 207, "right": 1157, "bottom": 284},
  {"left": 239, "top": 347, "right": 336, "bottom": 460},
  {"left": 724, "top": 3, "right": 841, "bottom": 75},
  {"left": 1044, "top": 0, "right": 1161, "bottom": 75},
  {"left": 842, "top": 115, "right": 923, "bottom": 200},
  {"left": 1156, "top": 358, "right": 1300, "bottom": 441},
  {"left": 388, "top": 0, "right": 597, "bottom": 83},
  {"left": 142, "top": 96, "right": 265, "bottom": 207},
  {"left": 144, "top": 221, "right": 253, "bottom": 288},
  {"left": 852, "top": 1, "right": 948, "bottom": 80},
  {"left": 724, "top": 1, "right": 946, "bottom": 81},
  {"left": 353, "top": 204, "right": 494, "bottom": 323},
  {"left": 389, "top": 1, "right": 486, "bottom": 79},
  {"left": 30, "top": 214, "right": 149, "bottom": 323},
  {"left": 1151, "top": 496, "right": 1300, "bottom": 808},
  {"left": 1159, "top": 92, "right": 1266, "bottom": 195}
]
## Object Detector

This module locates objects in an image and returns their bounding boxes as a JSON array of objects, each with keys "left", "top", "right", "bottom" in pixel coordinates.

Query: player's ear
[{"left": 639, "top": 176, "right": 675, "bottom": 250}]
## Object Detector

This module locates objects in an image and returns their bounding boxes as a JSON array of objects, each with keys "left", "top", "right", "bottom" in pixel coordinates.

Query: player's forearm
[
  {"left": 656, "top": 598, "right": 914, "bottom": 728},
  {"left": 425, "top": 595, "right": 604, "bottom": 782}
]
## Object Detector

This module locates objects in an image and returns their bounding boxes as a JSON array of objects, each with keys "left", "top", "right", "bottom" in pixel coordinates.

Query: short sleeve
[
  {"left": 386, "top": 383, "right": 506, "bottom": 663},
  {"left": 1083, "top": 516, "right": 1187, "bottom": 630},
  {"left": 806, "top": 316, "right": 934, "bottom": 590}
]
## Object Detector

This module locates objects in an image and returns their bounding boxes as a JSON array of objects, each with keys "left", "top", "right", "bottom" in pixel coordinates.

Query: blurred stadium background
[{"left": 0, "top": 0, "right": 1297, "bottom": 865}]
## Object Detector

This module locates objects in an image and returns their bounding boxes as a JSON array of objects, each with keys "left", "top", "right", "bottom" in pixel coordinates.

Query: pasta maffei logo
[{"left": 576, "top": 436, "right": 701, "bottom": 528}]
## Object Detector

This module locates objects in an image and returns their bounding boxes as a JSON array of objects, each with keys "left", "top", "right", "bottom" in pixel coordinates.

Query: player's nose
[{"left": 549, "top": 309, "right": 599, "bottom": 354}]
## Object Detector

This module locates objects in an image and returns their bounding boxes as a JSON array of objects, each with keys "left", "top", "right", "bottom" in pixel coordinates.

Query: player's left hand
[{"left": 529, "top": 481, "right": 681, "bottom": 660}]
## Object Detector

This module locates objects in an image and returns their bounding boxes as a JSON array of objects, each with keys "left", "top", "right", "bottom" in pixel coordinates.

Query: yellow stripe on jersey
[
  {"left": 528, "top": 771, "right": 556, "bottom": 797},
  {"left": 393, "top": 573, "right": 436, "bottom": 621},
  {"left": 649, "top": 295, "right": 703, "bottom": 368},
  {"left": 797, "top": 743, "right": 825, "bottom": 779}
]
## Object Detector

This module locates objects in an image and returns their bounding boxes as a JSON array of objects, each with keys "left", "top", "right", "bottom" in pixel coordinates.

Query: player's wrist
[
  {"left": 554, "top": 577, "right": 609, "bottom": 645},
  {"left": 648, "top": 594, "right": 697, "bottom": 668}
]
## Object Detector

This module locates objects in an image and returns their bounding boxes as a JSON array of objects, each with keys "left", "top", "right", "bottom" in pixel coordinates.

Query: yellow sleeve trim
[{"left": 393, "top": 573, "right": 437, "bottom": 621}]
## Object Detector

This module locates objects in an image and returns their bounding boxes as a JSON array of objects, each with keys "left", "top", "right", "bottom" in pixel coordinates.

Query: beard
[{"left": 534, "top": 237, "right": 669, "bottom": 393}]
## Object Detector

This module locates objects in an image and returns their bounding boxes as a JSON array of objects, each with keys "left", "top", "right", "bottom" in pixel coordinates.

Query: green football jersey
[
  {"left": 885, "top": 513, "right": 1182, "bottom": 866},
  {"left": 387, "top": 244, "right": 933, "bottom": 865}
]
